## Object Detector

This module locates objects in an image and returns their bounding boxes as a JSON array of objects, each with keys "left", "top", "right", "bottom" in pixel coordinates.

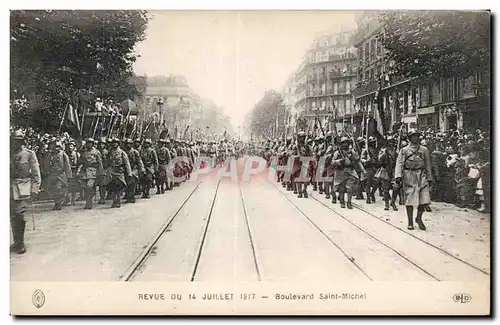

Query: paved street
[{"left": 10, "top": 157, "right": 490, "bottom": 283}]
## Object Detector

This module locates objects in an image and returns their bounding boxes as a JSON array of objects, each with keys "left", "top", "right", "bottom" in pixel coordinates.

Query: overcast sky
[{"left": 133, "top": 11, "right": 357, "bottom": 127}]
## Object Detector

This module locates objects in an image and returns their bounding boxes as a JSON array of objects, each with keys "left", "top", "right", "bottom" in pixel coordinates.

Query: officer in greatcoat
[
  {"left": 394, "top": 129, "right": 434, "bottom": 230},
  {"left": 10, "top": 130, "right": 41, "bottom": 254},
  {"left": 107, "top": 138, "right": 132, "bottom": 208}
]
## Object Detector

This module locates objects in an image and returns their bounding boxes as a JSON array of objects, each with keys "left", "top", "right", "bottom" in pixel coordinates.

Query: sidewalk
[{"left": 10, "top": 181, "right": 199, "bottom": 281}]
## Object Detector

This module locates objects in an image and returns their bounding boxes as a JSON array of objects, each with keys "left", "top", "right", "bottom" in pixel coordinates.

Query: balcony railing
[{"left": 329, "top": 68, "right": 356, "bottom": 79}]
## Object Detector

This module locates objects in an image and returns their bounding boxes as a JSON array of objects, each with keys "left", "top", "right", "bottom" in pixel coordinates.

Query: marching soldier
[
  {"left": 293, "top": 131, "right": 313, "bottom": 198},
  {"left": 10, "top": 130, "right": 41, "bottom": 254},
  {"left": 376, "top": 136, "right": 397, "bottom": 211},
  {"left": 331, "top": 136, "right": 366, "bottom": 209},
  {"left": 361, "top": 136, "right": 380, "bottom": 204},
  {"left": 133, "top": 138, "right": 143, "bottom": 195},
  {"left": 77, "top": 138, "right": 103, "bottom": 209},
  {"left": 355, "top": 136, "right": 366, "bottom": 200},
  {"left": 156, "top": 139, "right": 171, "bottom": 194},
  {"left": 43, "top": 140, "right": 72, "bottom": 211},
  {"left": 124, "top": 139, "right": 144, "bottom": 203},
  {"left": 97, "top": 139, "right": 110, "bottom": 204},
  {"left": 394, "top": 129, "right": 434, "bottom": 230},
  {"left": 107, "top": 138, "right": 132, "bottom": 208},
  {"left": 322, "top": 131, "right": 335, "bottom": 200},
  {"left": 140, "top": 139, "right": 158, "bottom": 198},
  {"left": 64, "top": 140, "right": 80, "bottom": 206},
  {"left": 166, "top": 139, "right": 176, "bottom": 189}
]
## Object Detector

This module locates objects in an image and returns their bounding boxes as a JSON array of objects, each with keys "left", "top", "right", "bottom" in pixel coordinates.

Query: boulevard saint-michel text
[{"left": 275, "top": 293, "right": 367, "bottom": 300}]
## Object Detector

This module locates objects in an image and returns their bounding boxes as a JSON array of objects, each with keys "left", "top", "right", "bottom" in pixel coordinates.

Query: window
[
  {"left": 333, "top": 82, "right": 338, "bottom": 94},
  {"left": 338, "top": 80, "right": 346, "bottom": 93},
  {"left": 404, "top": 90, "right": 409, "bottom": 114},
  {"left": 411, "top": 88, "right": 417, "bottom": 113},
  {"left": 346, "top": 99, "right": 351, "bottom": 113},
  {"left": 364, "top": 43, "right": 369, "bottom": 62},
  {"left": 321, "top": 83, "right": 326, "bottom": 94},
  {"left": 420, "top": 82, "right": 428, "bottom": 106},
  {"left": 431, "top": 80, "right": 440, "bottom": 104},
  {"left": 346, "top": 81, "right": 351, "bottom": 93},
  {"left": 321, "top": 101, "right": 326, "bottom": 109}
]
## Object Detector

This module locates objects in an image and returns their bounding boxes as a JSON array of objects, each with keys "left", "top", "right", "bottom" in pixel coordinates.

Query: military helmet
[
  {"left": 408, "top": 128, "right": 421, "bottom": 137},
  {"left": 134, "top": 138, "right": 141, "bottom": 143},
  {"left": 297, "top": 131, "right": 306, "bottom": 138},
  {"left": 112, "top": 137, "right": 120, "bottom": 143},
  {"left": 368, "top": 136, "right": 377, "bottom": 143},
  {"left": 144, "top": 139, "right": 152, "bottom": 145},
  {"left": 86, "top": 138, "right": 95, "bottom": 143},
  {"left": 356, "top": 136, "right": 364, "bottom": 143},
  {"left": 106, "top": 138, "right": 113, "bottom": 144},
  {"left": 340, "top": 136, "right": 350, "bottom": 144},
  {"left": 326, "top": 131, "right": 333, "bottom": 138},
  {"left": 126, "top": 138, "right": 133, "bottom": 144},
  {"left": 386, "top": 135, "right": 395, "bottom": 142},
  {"left": 166, "top": 139, "right": 171, "bottom": 144}
]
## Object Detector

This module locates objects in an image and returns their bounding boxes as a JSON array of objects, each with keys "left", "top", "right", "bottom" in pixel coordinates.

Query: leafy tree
[
  {"left": 10, "top": 10, "right": 149, "bottom": 132},
  {"left": 249, "top": 90, "right": 287, "bottom": 139},
  {"left": 378, "top": 10, "right": 490, "bottom": 79}
]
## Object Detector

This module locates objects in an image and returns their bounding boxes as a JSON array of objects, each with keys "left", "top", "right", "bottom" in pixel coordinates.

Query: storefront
[{"left": 417, "top": 106, "right": 438, "bottom": 131}]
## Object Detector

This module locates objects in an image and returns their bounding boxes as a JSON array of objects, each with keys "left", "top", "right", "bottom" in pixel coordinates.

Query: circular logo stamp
[{"left": 32, "top": 289, "right": 45, "bottom": 308}]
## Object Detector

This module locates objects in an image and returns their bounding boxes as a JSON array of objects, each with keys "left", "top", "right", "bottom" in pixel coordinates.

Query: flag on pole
[{"left": 66, "top": 104, "right": 80, "bottom": 131}]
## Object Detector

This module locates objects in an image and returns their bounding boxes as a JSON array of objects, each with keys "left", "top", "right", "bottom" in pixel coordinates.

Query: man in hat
[
  {"left": 10, "top": 130, "right": 41, "bottom": 254},
  {"left": 156, "top": 139, "right": 171, "bottom": 194},
  {"left": 77, "top": 138, "right": 103, "bottom": 209},
  {"left": 107, "top": 138, "right": 132, "bottom": 208},
  {"left": 43, "top": 140, "right": 72, "bottom": 210},
  {"left": 140, "top": 139, "right": 158, "bottom": 198},
  {"left": 331, "top": 136, "right": 365, "bottom": 208},
  {"left": 361, "top": 136, "right": 380, "bottom": 204},
  {"left": 395, "top": 129, "right": 433, "bottom": 230},
  {"left": 124, "top": 138, "right": 144, "bottom": 203}
]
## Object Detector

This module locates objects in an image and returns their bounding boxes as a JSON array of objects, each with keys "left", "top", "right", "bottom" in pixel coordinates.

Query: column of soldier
[
  {"left": 11, "top": 127, "right": 247, "bottom": 254},
  {"left": 260, "top": 127, "right": 490, "bottom": 232}
]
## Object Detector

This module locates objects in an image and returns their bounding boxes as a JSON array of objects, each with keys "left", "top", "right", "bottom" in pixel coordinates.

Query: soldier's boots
[
  {"left": 83, "top": 190, "right": 94, "bottom": 209},
  {"left": 10, "top": 220, "right": 26, "bottom": 254},
  {"left": 303, "top": 188, "right": 308, "bottom": 198},
  {"left": 384, "top": 201, "right": 390, "bottom": 211},
  {"left": 415, "top": 208, "right": 426, "bottom": 230},
  {"left": 111, "top": 193, "right": 122, "bottom": 208},
  {"left": 318, "top": 183, "right": 324, "bottom": 194},
  {"left": 331, "top": 193, "right": 337, "bottom": 204},
  {"left": 156, "top": 186, "right": 161, "bottom": 195},
  {"left": 390, "top": 191, "right": 399, "bottom": 211},
  {"left": 425, "top": 205, "right": 432, "bottom": 212},
  {"left": 339, "top": 193, "right": 346, "bottom": 208},
  {"left": 313, "top": 183, "right": 317, "bottom": 191},
  {"left": 347, "top": 194, "right": 353, "bottom": 209},
  {"left": 52, "top": 203, "right": 62, "bottom": 211}
]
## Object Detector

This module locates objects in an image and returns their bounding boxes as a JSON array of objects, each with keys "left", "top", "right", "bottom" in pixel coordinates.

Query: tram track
[
  {"left": 350, "top": 201, "right": 490, "bottom": 276},
  {"left": 269, "top": 179, "right": 489, "bottom": 282},
  {"left": 120, "top": 180, "right": 204, "bottom": 281},
  {"left": 123, "top": 159, "right": 262, "bottom": 282}
]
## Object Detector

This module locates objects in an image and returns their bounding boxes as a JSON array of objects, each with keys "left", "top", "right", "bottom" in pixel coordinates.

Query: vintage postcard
[{"left": 9, "top": 9, "right": 491, "bottom": 315}]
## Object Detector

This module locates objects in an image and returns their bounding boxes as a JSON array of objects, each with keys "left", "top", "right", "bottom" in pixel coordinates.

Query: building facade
[
  {"left": 294, "top": 28, "right": 358, "bottom": 135},
  {"left": 352, "top": 11, "right": 490, "bottom": 135}
]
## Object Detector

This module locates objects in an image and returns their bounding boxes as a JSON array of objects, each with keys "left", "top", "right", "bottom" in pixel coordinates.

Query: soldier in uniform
[
  {"left": 166, "top": 139, "right": 176, "bottom": 189},
  {"left": 361, "top": 136, "right": 380, "bottom": 204},
  {"left": 64, "top": 140, "right": 80, "bottom": 206},
  {"left": 376, "top": 136, "right": 397, "bottom": 211},
  {"left": 394, "top": 129, "right": 434, "bottom": 230},
  {"left": 293, "top": 131, "right": 313, "bottom": 198},
  {"left": 77, "top": 138, "right": 103, "bottom": 209},
  {"left": 430, "top": 140, "right": 446, "bottom": 202},
  {"left": 140, "top": 139, "right": 158, "bottom": 198},
  {"left": 133, "top": 138, "right": 143, "bottom": 195},
  {"left": 124, "top": 138, "right": 144, "bottom": 203},
  {"left": 156, "top": 139, "right": 171, "bottom": 194},
  {"left": 107, "top": 138, "right": 132, "bottom": 208},
  {"left": 43, "top": 140, "right": 72, "bottom": 210},
  {"left": 97, "top": 139, "right": 110, "bottom": 204},
  {"left": 321, "top": 132, "right": 335, "bottom": 200},
  {"left": 355, "top": 136, "right": 366, "bottom": 200},
  {"left": 10, "top": 130, "right": 41, "bottom": 254},
  {"left": 331, "top": 136, "right": 366, "bottom": 209}
]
